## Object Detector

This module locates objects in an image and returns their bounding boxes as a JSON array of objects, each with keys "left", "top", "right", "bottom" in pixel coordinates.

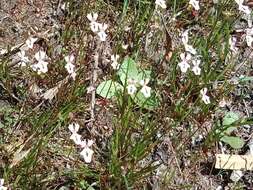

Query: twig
[
  {"left": 90, "top": 52, "right": 99, "bottom": 126},
  {"left": 167, "top": 138, "right": 183, "bottom": 176}
]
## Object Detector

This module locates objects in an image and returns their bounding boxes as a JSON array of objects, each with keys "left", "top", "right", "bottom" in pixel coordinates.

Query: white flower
[
  {"left": 64, "top": 55, "right": 76, "bottom": 79},
  {"left": 200, "top": 88, "right": 210, "bottom": 104},
  {"left": 32, "top": 61, "right": 48, "bottom": 74},
  {"left": 87, "top": 13, "right": 99, "bottom": 32},
  {"left": 32, "top": 50, "right": 48, "bottom": 74},
  {"left": 97, "top": 23, "right": 108, "bottom": 41},
  {"left": 80, "top": 139, "right": 94, "bottom": 163},
  {"left": 0, "top": 179, "right": 7, "bottom": 190},
  {"left": 65, "top": 63, "right": 76, "bottom": 79},
  {"left": 192, "top": 59, "right": 201, "bottom": 75},
  {"left": 127, "top": 79, "right": 137, "bottom": 95},
  {"left": 111, "top": 54, "right": 120, "bottom": 70},
  {"left": 235, "top": 0, "right": 251, "bottom": 15},
  {"left": 182, "top": 30, "right": 197, "bottom": 55},
  {"left": 189, "top": 0, "right": 200, "bottom": 11},
  {"left": 68, "top": 123, "right": 80, "bottom": 134},
  {"left": 69, "top": 123, "right": 82, "bottom": 145},
  {"left": 35, "top": 50, "right": 47, "bottom": 62},
  {"left": 26, "top": 37, "right": 37, "bottom": 49},
  {"left": 184, "top": 44, "right": 197, "bottom": 55},
  {"left": 178, "top": 53, "right": 191, "bottom": 73},
  {"left": 17, "top": 50, "right": 29, "bottom": 66},
  {"left": 65, "top": 55, "right": 75, "bottom": 64},
  {"left": 229, "top": 36, "right": 238, "bottom": 52},
  {"left": 140, "top": 78, "right": 151, "bottom": 98},
  {"left": 155, "top": 0, "right": 167, "bottom": 9},
  {"left": 122, "top": 44, "right": 128, "bottom": 50},
  {"left": 70, "top": 133, "right": 82, "bottom": 145}
]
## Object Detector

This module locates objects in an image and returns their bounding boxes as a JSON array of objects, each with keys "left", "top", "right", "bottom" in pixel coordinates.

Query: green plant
[
  {"left": 96, "top": 57, "right": 159, "bottom": 110},
  {"left": 220, "top": 112, "right": 245, "bottom": 149}
]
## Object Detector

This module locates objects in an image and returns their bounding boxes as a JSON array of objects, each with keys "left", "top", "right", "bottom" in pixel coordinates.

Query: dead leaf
[
  {"left": 10, "top": 146, "right": 31, "bottom": 168},
  {"left": 215, "top": 154, "right": 253, "bottom": 170},
  {"left": 42, "top": 86, "right": 59, "bottom": 101}
]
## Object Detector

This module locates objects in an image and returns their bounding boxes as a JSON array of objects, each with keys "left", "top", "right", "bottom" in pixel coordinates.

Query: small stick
[{"left": 90, "top": 52, "right": 99, "bottom": 126}]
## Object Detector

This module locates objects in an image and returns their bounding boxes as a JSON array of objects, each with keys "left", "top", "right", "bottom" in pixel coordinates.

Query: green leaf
[
  {"left": 133, "top": 92, "right": 159, "bottom": 110},
  {"left": 117, "top": 57, "right": 139, "bottom": 85},
  {"left": 220, "top": 135, "right": 244, "bottom": 149},
  {"left": 136, "top": 70, "right": 151, "bottom": 81},
  {"left": 96, "top": 80, "right": 123, "bottom": 99},
  {"left": 223, "top": 126, "right": 237, "bottom": 135},
  {"left": 223, "top": 111, "right": 240, "bottom": 126}
]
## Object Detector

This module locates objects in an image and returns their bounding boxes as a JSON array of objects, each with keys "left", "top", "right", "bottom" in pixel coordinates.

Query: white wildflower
[
  {"left": 68, "top": 123, "right": 82, "bottom": 145},
  {"left": 80, "top": 139, "right": 94, "bottom": 163},
  {"left": 122, "top": 43, "right": 129, "bottom": 50},
  {"left": 127, "top": 78, "right": 137, "bottom": 95},
  {"left": 111, "top": 54, "right": 120, "bottom": 70},
  {"left": 0, "top": 179, "right": 7, "bottom": 190},
  {"left": 87, "top": 13, "right": 99, "bottom": 32},
  {"left": 229, "top": 36, "right": 238, "bottom": 52},
  {"left": 182, "top": 30, "right": 197, "bottom": 55},
  {"left": 35, "top": 50, "right": 47, "bottom": 62},
  {"left": 189, "top": 0, "right": 200, "bottom": 11},
  {"left": 26, "top": 37, "right": 37, "bottom": 49},
  {"left": 70, "top": 133, "right": 82, "bottom": 145},
  {"left": 31, "top": 61, "right": 48, "bottom": 74},
  {"left": 192, "top": 59, "right": 201, "bottom": 75},
  {"left": 64, "top": 55, "right": 76, "bottom": 79},
  {"left": 32, "top": 50, "right": 49, "bottom": 74},
  {"left": 65, "top": 63, "right": 76, "bottom": 79},
  {"left": 140, "top": 78, "right": 151, "bottom": 98},
  {"left": 178, "top": 53, "right": 191, "bottom": 73},
  {"left": 98, "top": 23, "right": 108, "bottom": 41},
  {"left": 235, "top": 0, "right": 251, "bottom": 15},
  {"left": 68, "top": 123, "right": 80, "bottom": 134},
  {"left": 17, "top": 50, "right": 29, "bottom": 67},
  {"left": 155, "top": 0, "right": 167, "bottom": 9},
  {"left": 185, "top": 44, "right": 197, "bottom": 55},
  {"left": 65, "top": 54, "right": 75, "bottom": 64},
  {"left": 200, "top": 88, "right": 210, "bottom": 104}
]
